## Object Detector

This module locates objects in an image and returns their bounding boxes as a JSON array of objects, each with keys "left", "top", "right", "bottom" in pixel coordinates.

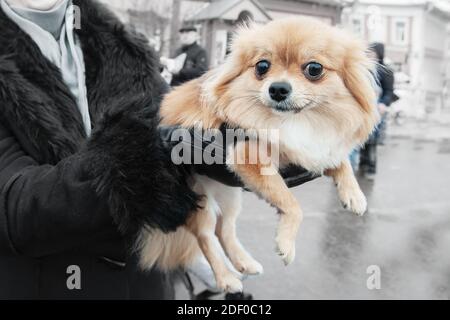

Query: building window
[
  {"left": 351, "top": 17, "right": 364, "bottom": 37},
  {"left": 392, "top": 18, "right": 409, "bottom": 45},
  {"left": 395, "top": 21, "right": 406, "bottom": 42}
]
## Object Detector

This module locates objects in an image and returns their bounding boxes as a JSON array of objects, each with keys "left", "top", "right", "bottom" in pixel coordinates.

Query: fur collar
[{"left": 0, "top": 0, "right": 163, "bottom": 164}]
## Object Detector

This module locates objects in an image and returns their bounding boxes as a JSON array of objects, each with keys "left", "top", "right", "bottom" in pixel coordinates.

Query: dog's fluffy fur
[{"left": 139, "top": 17, "right": 379, "bottom": 292}]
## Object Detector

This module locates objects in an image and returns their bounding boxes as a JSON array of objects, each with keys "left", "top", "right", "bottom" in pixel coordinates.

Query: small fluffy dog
[{"left": 138, "top": 17, "right": 379, "bottom": 293}]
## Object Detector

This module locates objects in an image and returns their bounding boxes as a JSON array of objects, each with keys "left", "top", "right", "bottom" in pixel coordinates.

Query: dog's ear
[
  {"left": 341, "top": 45, "right": 377, "bottom": 114},
  {"left": 202, "top": 24, "right": 257, "bottom": 103},
  {"left": 202, "top": 52, "right": 245, "bottom": 103}
]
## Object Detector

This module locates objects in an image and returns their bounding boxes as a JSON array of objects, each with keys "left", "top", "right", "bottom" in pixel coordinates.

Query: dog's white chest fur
[{"left": 277, "top": 117, "right": 353, "bottom": 173}]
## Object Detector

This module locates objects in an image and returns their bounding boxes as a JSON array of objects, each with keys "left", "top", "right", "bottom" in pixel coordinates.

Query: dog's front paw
[
  {"left": 275, "top": 236, "right": 296, "bottom": 266},
  {"left": 338, "top": 186, "right": 367, "bottom": 216},
  {"left": 217, "top": 274, "right": 243, "bottom": 294},
  {"left": 235, "top": 257, "right": 264, "bottom": 275},
  {"left": 239, "top": 259, "right": 264, "bottom": 275}
]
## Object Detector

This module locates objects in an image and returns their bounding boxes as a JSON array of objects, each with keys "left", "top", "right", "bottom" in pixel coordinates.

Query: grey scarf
[{"left": 1, "top": 0, "right": 91, "bottom": 136}]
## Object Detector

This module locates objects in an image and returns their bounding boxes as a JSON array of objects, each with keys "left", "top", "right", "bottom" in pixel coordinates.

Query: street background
[
  {"left": 98, "top": 0, "right": 450, "bottom": 299},
  {"left": 238, "top": 119, "right": 450, "bottom": 300}
]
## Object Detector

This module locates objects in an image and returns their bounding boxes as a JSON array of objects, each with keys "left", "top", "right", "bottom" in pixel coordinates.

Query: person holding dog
[{"left": 0, "top": 0, "right": 315, "bottom": 299}]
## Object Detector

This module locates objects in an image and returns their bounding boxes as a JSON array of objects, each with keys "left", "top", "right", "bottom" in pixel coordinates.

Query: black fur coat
[{"left": 0, "top": 0, "right": 198, "bottom": 299}]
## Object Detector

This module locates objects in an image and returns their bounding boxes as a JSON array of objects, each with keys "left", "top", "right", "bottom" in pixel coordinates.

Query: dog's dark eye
[
  {"left": 303, "top": 62, "right": 324, "bottom": 81},
  {"left": 255, "top": 60, "right": 271, "bottom": 77}
]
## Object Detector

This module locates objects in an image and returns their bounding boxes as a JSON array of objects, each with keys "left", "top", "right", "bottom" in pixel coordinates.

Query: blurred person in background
[
  {"left": 369, "top": 42, "right": 395, "bottom": 145},
  {"left": 161, "top": 25, "right": 208, "bottom": 87},
  {"left": 353, "top": 42, "right": 395, "bottom": 179}
]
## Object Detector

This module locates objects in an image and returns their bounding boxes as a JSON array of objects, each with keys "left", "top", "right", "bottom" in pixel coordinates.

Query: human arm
[
  {"left": 0, "top": 100, "right": 199, "bottom": 258},
  {"left": 378, "top": 67, "right": 395, "bottom": 107}
]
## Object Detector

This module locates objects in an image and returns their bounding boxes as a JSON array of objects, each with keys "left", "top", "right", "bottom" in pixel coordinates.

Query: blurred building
[
  {"left": 98, "top": 0, "right": 207, "bottom": 56},
  {"left": 444, "top": 24, "right": 450, "bottom": 114},
  {"left": 342, "top": 0, "right": 450, "bottom": 120},
  {"left": 98, "top": 0, "right": 347, "bottom": 66},
  {"left": 128, "top": 9, "right": 169, "bottom": 53},
  {"left": 260, "top": 0, "right": 344, "bottom": 23},
  {"left": 186, "top": 0, "right": 346, "bottom": 67}
]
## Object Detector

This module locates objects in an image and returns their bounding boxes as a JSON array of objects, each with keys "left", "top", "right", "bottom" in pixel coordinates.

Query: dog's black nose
[{"left": 269, "top": 82, "right": 292, "bottom": 102}]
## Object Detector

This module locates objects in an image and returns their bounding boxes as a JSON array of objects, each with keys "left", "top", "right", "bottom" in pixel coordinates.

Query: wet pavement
[{"left": 177, "top": 120, "right": 450, "bottom": 300}]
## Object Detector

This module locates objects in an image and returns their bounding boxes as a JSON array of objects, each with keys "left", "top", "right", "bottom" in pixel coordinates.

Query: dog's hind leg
[
  {"left": 212, "top": 184, "right": 263, "bottom": 275},
  {"left": 186, "top": 192, "right": 243, "bottom": 293}
]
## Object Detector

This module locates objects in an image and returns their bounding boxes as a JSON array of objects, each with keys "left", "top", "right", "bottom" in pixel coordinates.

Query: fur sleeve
[{"left": 85, "top": 97, "right": 200, "bottom": 235}]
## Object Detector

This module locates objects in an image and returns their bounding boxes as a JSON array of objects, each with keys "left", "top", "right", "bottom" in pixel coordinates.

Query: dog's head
[{"left": 203, "top": 17, "right": 379, "bottom": 141}]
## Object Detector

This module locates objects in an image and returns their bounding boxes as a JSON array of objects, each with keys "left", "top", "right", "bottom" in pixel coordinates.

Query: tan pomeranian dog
[{"left": 138, "top": 17, "right": 379, "bottom": 293}]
